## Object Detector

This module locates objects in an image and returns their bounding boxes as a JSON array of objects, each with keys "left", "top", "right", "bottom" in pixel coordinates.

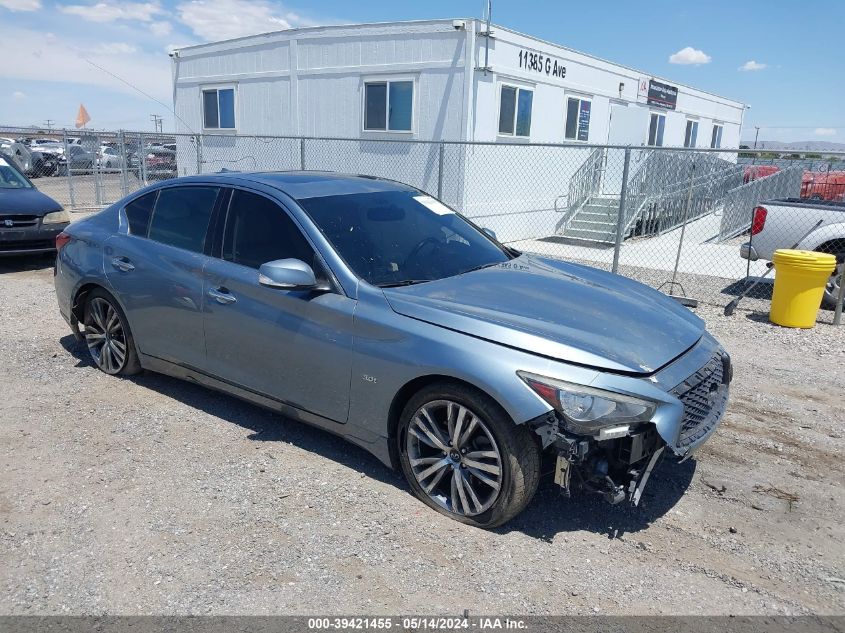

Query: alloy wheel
[
  {"left": 84, "top": 297, "right": 128, "bottom": 374},
  {"left": 406, "top": 400, "right": 503, "bottom": 517}
]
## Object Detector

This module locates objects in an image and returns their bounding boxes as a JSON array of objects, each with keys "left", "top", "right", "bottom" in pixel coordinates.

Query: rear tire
[
  {"left": 83, "top": 288, "right": 141, "bottom": 376},
  {"left": 397, "top": 382, "right": 540, "bottom": 529}
]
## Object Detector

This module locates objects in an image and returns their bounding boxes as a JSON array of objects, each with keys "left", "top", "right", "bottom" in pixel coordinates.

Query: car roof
[{"left": 174, "top": 171, "right": 417, "bottom": 200}]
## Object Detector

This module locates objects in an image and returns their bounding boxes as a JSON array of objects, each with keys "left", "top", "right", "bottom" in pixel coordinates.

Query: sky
[{"left": 1, "top": 0, "right": 843, "bottom": 143}]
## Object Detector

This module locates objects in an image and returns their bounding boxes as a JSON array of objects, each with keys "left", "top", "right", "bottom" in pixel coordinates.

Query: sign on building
[{"left": 646, "top": 80, "right": 678, "bottom": 110}]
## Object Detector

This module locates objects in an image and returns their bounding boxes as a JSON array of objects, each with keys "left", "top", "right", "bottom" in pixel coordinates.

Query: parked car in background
[
  {"left": 0, "top": 153, "right": 70, "bottom": 255},
  {"left": 97, "top": 145, "right": 125, "bottom": 170},
  {"left": 801, "top": 171, "right": 845, "bottom": 202},
  {"left": 31, "top": 141, "right": 65, "bottom": 157},
  {"left": 143, "top": 146, "right": 177, "bottom": 180},
  {"left": 743, "top": 165, "right": 780, "bottom": 183},
  {"left": 56, "top": 145, "right": 95, "bottom": 175},
  {"left": 54, "top": 172, "right": 732, "bottom": 528},
  {"left": 0, "top": 139, "right": 58, "bottom": 177},
  {"left": 740, "top": 197, "right": 845, "bottom": 308}
]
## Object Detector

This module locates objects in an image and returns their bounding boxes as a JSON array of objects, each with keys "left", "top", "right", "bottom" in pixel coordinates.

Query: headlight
[
  {"left": 518, "top": 371, "right": 656, "bottom": 435},
  {"left": 42, "top": 209, "right": 71, "bottom": 224}
]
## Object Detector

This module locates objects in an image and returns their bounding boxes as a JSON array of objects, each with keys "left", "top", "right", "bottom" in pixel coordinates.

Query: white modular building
[{"left": 171, "top": 19, "right": 747, "bottom": 241}]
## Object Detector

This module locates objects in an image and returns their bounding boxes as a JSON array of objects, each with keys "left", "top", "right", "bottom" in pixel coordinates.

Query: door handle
[
  {"left": 111, "top": 256, "right": 135, "bottom": 272},
  {"left": 208, "top": 287, "right": 237, "bottom": 305}
]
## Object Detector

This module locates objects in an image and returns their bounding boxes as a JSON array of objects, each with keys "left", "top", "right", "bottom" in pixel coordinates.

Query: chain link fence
[{"left": 2, "top": 125, "right": 843, "bottom": 320}]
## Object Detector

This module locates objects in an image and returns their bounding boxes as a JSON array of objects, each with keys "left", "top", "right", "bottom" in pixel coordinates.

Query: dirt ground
[{"left": 0, "top": 255, "right": 843, "bottom": 616}]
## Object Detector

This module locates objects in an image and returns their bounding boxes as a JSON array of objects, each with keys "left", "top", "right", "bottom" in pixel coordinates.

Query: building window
[
  {"left": 711, "top": 124, "right": 723, "bottom": 148},
  {"left": 498, "top": 84, "right": 533, "bottom": 137},
  {"left": 648, "top": 112, "right": 666, "bottom": 147},
  {"left": 202, "top": 87, "right": 236, "bottom": 130},
  {"left": 684, "top": 120, "right": 699, "bottom": 148},
  {"left": 565, "top": 97, "right": 592, "bottom": 142},
  {"left": 364, "top": 80, "right": 413, "bottom": 132}
]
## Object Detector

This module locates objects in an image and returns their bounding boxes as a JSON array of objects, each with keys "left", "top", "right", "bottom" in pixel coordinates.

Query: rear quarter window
[{"left": 124, "top": 191, "right": 157, "bottom": 236}]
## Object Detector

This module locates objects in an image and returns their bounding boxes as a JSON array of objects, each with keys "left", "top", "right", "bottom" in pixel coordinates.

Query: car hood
[
  {"left": 382, "top": 255, "right": 704, "bottom": 374},
  {"left": 0, "top": 187, "right": 62, "bottom": 214}
]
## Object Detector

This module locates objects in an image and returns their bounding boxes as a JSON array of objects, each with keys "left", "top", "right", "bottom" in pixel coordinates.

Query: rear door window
[
  {"left": 148, "top": 186, "right": 219, "bottom": 253},
  {"left": 124, "top": 191, "right": 157, "bottom": 236}
]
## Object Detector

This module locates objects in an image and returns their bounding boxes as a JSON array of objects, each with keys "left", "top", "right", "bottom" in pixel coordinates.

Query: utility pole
[
  {"left": 753, "top": 126, "right": 760, "bottom": 149},
  {"left": 150, "top": 114, "right": 163, "bottom": 133}
]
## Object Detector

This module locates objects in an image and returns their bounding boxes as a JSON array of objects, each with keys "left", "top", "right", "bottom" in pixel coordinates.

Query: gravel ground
[{"left": 0, "top": 255, "right": 843, "bottom": 616}]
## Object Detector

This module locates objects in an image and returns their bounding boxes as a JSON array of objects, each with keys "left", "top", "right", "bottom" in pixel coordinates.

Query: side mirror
[
  {"left": 258, "top": 258, "right": 321, "bottom": 290},
  {"left": 482, "top": 227, "right": 498, "bottom": 241}
]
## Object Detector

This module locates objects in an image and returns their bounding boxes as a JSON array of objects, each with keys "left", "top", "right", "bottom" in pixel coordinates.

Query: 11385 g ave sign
[{"left": 517, "top": 49, "right": 567, "bottom": 79}]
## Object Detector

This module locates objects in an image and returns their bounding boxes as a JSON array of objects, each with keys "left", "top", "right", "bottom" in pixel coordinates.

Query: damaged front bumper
[{"left": 531, "top": 335, "right": 732, "bottom": 506}]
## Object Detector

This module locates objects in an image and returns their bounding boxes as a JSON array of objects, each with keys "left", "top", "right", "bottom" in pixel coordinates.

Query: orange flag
[{"left": 75, "top": 104, "right": 91, "bottom": 129}]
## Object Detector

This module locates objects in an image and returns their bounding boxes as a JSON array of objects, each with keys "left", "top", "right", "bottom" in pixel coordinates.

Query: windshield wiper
[
  {"left": 460, "top": 262, "right": 500, "bottom": 275},
  {"left": 376, "top": 279, "right": 432, "bottom": 288}
]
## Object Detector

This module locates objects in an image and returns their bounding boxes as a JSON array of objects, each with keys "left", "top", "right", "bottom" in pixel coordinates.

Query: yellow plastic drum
[{"left": 770, "top": 249, "right": 837, "bottom": 328}]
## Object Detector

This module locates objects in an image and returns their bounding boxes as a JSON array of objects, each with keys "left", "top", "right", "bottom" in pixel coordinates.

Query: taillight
[
  {"left": 751, "top": 206, "right": 767, "bottom": 235},
  {"left": 55, "top": 231, "right": 71, "bottom": 251}
]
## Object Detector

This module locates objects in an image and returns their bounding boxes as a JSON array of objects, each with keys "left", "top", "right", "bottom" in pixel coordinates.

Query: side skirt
[{"left": 138, "top": 353, "right": 393, "bottom": 468}]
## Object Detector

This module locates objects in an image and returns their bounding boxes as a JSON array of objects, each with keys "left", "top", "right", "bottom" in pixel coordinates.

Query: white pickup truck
[{"left": 740, "top": 197, "right": 845, "bottom": 308}]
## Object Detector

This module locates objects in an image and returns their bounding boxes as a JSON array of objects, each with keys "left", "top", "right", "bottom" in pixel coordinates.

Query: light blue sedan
[{"left": 54, "top": 172, "right": 731, "bottom": 528}]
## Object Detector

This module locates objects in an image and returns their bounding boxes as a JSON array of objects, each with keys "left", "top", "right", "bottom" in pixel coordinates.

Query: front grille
[
  {"left": 0, "top": 214, "right": 39, "bottom": 228},
  {"left": 672, "top": 352, "right": 730, "bottom": 449},
  {"left": 0, "top": 239, "right": 55, "bottom": 252}
]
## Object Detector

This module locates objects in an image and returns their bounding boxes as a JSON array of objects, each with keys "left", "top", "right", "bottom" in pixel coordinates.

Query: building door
[{"left": 605, "top": 105, "right": 650, "bottom": 195}]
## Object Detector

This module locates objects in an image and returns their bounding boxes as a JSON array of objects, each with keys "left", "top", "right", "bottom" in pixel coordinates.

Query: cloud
[
  {"left": 12, "top": 91, "right": 26, "bottom": 99},
  {"left": 60, "top": 1, "right": 163, "bottom": 23},
  {"left": 668, "top": 46, "right": 711, "bottom": 65},
  {"left": 177, "top": 0, "right": 307, "bottom": 41},
  {"left": 814, "top": 128, "right": 837, "bottom": 137},
  {"left": 739, "top": 60, "right": 767, "bottom": 72},
  {"left": 0, "top": 25, "right": 171, "bottom": 103},
  {"left": 93, "top": 42, "right": 138, "bottom": 55},
  {"left": 150, "top": 20, "right": 172, "bottom": 36},
  {"left": 0, "top": 0, "right": 41, "bottom": 10}
]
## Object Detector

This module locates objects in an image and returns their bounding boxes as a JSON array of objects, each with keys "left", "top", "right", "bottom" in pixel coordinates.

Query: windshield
[
  {"left": 0, "top": 155, "right": 33, "bottom": 189},
  {"left": 298, "top": 190, "right": 511, "bottom": 286}
]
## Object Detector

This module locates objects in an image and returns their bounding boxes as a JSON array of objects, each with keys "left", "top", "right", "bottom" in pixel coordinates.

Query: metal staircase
[
  {"left": 560, "top": 195, "right": 620, "bottom": 244},
  {"left": 558, "top": 149, "right": 741, "bottom": 246}
]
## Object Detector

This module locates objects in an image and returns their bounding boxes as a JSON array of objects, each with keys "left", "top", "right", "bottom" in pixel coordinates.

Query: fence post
[
  {"left": 94, "top": 132, "right": 103, "bottom": 208},
  {"left": 834, "top": 264, "right": 844, "bottom": 326},
  {"left": 63, "top": 129, "right": 76, "bottom": 211},
  {"left": 118, "top": 130, "right": 129, "bottom": 197},
  {"left": 299, "top": 137, "right": 306, "bottom": 171},
  {"left": 612, "top": 147, "right": 632, "bottom": 274},
  {"left": 437, "top": 142, "right": 445, "bottom": 200},
  {"left": 197, "top": 134, "right": 204, "bottom": 175},
  {"left": 140, "top": 133, "right": 148, "bottom": 184}
]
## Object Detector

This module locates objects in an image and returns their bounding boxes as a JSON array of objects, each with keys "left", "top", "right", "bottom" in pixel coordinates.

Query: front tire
[
  {"left": 397, "top": 382, "right": 540, "bottom": 529},
  {"left": 83, "top": 289, "right": 141, "bottom": 376}
]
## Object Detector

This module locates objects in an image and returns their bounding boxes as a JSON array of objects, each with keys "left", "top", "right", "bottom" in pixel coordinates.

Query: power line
[{"left": 83, "top": 58, "right": 198, "bottom": 136}]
